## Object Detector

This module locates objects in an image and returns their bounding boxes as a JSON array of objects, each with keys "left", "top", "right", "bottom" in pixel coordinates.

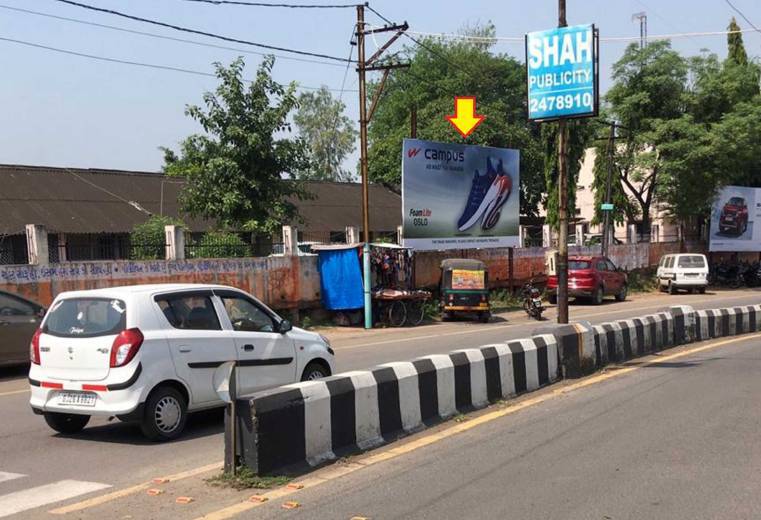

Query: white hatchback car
[
  {"left": 656, "top": 254, "right": 709, "bottom": 294},
  {"left": 29, "top": 284, "right": 334, "bottom": 440}
]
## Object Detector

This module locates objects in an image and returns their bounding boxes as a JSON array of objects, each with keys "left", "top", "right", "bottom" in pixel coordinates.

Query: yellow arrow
[{"left": 446, "top": 96, "right": 485, "bottom": 138}]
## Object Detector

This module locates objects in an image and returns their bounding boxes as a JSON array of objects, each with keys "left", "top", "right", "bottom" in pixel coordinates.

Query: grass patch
[
  {"left": 490, "top": 289, "right": 524, "bottom": 313},
  {"left": 453, "top": 413, "right": 468, "bottom": 423},
  {"left": 626, "top": 268, "right": 658, "bottom": 294},
  {"left": 206, "top": 466, "right": 291, "bottom": 491}
]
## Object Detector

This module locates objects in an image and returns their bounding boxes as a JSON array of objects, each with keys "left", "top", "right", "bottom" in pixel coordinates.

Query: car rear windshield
[
  {"left": 677, "top": 256, "right": 706, "bottom": 268},
  {"left": 728, "top": 197, "right": 744, "bottom": 205},
  {"left": 44, "top": 298, "right": 126, "bottom": 338},
  {"left": 568, "top": 261, "right": 591, "bottom": 270}
]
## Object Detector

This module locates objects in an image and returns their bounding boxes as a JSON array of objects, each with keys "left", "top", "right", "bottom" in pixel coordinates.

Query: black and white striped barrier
[
  {"left": 592, "top": 311, "right": 674, "bottom": 366},
  {"left": 232, "top": 335, "right": 559, "bottom": 475},
  {"left": 694, "top": 305, "right": 761, "bottom": 341}
]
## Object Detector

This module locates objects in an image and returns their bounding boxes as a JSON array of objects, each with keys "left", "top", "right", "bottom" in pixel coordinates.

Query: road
[
  {"left": 0, "top": 288, "right": 758, "bottom": 517},
  {"left": 239, "top": 333, "right": 761, "bottom": 519}
]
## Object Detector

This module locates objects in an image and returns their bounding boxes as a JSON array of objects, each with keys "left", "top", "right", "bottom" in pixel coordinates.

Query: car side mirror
[{"left": 278, "top": 319, "right": 292, "bottom": 334}]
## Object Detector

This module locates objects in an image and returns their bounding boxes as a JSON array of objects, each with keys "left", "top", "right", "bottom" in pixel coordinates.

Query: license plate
[
  {"left": 58, "top": 391, "right": 97, "bottom": 407},
  {"left": 533, "top": 299, "right": 543, "bottom": 307}
]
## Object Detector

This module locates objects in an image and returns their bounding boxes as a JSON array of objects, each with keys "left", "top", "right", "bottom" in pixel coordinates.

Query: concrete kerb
[
  {"left": 232, "top": 335, "right": 559, "bottom": 475},
  {"left": 230, "top": 302, "right": 761, "bottom": 476}
]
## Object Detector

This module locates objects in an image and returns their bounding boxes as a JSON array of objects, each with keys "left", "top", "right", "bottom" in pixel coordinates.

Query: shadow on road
[
  {"left": 0, "top": 364, "right": 29, "bottom": 382},
  {"left": 54, "top": 408, "right": 225, "bottom": 446}
]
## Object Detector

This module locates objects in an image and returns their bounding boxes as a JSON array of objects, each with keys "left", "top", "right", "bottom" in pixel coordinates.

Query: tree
[
  {"left": 293, "top": 86, "right": 357, "bottom": 182},
  {"left": 162, "top": 57, "right": 310, "bottom": 234},
  {"left": 366, "top": 24, "right": 547, "bottom": 217},
  {"left": 130, "top": 215, "right": 183, "bottom": 260},
  {"left": 598, "top": 41, "right": 688, "bottom": 240},
  {"left": 728, "top": 17, "right": 748, "bottom": 66}
]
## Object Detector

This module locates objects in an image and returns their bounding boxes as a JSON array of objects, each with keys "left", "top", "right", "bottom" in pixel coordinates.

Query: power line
[
  {"left": 52, "top": 0, "right": 353, "bottom": 63},
  {"left": 0, "top": 35, "right": 357, "bottom": 92},
  {"left": 179, "top": 0, "right": 359, "bottom": 7},
  {"left": 725, "top": 0, "right": 761, "bottom": 34},
  {"left": 0, "top": 4, "right": 346, "bottom": 68}
]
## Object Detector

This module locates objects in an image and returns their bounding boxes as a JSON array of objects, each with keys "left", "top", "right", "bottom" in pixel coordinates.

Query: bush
[
  {"left": 188, "top": 231, "right": 251, "bottom": 258},
  {"left": 130, "top": 215, "right": 182, "bottom": 260}
]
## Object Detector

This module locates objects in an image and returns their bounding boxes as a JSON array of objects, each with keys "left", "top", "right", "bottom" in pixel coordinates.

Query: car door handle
[
  {"left": 179, "top": 348, "right": 192, "bottom": 353},
  {"left": 242, "top": 344, "right": 255, "bottom": 352}
]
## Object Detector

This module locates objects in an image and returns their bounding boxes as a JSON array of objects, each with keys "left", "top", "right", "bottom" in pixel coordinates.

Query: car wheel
[
  {"left": 140, "top": 386, "right": 188, "bottom": 442},
  {"left": 301, "top": 361, "right": 330, "bottom": 382},
  {"left": 548, "top": 294, "right": 558, "bottom": 305},
  {"left": 668, "top": 282, "right": 677, "bottom": 295},
  {"left": 615, "top": 285, "right": 627, "bottom": 302},
  {"left": 593, "top": 287, "right": 604, "bottom": 305},
  {"left": 441, "top": 311, "right": 453, "bottom": 322},
  {"left": 478, "top": 311, "right": 490, "bottom": 323},
  {"left": 44, "top": 412, "right": 90, "bottom": 435},
  {"left": 698, "top": 287, "right": 706, "bottom": 294}
]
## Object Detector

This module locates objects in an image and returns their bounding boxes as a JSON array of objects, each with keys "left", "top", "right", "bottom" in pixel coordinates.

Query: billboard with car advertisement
[
  {"left": 401, "top": 138, "right": 519, "bottom": 251},
  {"left": 709, "top": 185, "right": 761, "bottom": 252}
]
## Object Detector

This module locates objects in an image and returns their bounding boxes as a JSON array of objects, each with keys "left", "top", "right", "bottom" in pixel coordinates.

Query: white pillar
[
  {"left": 396, "top": 225, "right": 403, "bottom": 245},
  {"left": 345, "top": 226, "right": 359, "bottom": 244},
  {"left": 282, "top": 226, "right": 298, "bottom": 256},
  {"left": 57, "top": 233, "right": 67, "bottom": 262},
  {"left": 25, "top": 224, "right": 49, "bottom": 266},
  {"left": 575, "top": 223, "right": 585, "bottom": 246},
  {"left": 518, "top": 225, "right": 527, "bottom": 248},
  {"left": 542, "top": 224, "right": 554, "bottom": 248},
  {"left": 164, "top": 225, "right": 185, "bottom": 261},
  {"left": 628, "top": 224, "right": 638, "bottom": 244}
]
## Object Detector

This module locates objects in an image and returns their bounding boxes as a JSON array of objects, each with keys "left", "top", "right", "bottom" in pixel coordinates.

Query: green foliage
[
  {"left": 366, "top": 24, "right": 546, "bottom": 216},
  {"left": 728, "top": 17, "right": 749, "bottom": 66},
  {"left": 625, "top": 268, "right": 658, "bottom": 293},
  {"left": 163, "top": 57, "right": 309, "bottom": 235},
  {"left": 542, "top": 120, "right": 594, "bottom": 228},
  {"left": 188, "top": 231, "right": 250, "bottom": 259},
  {"left": 130, "top": 215, "right": 182, "bottom": 260},
  {"left": 293, "top": 86, "right": 357, "bottom": 182},
  {"left": 206, "top": 467, "right": 290, "bottom": 490}
]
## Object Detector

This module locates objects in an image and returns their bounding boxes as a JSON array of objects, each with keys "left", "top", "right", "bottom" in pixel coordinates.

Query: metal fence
[{"left": 0, "top": 234, "right": 27, "bottom": 265}]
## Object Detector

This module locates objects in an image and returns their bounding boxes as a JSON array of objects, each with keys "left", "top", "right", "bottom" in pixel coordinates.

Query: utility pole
[
  {"left": 556, "top": 0, "right": 569, "bottom": 324},
  {"left": 632, "top": 11, "right": 647, "bottom": 49},
  {"left": 601, "top": 121, "right": 615, "bottom": 257},
  {"left": 355, "top": 4, "right": 409, "bottom": 329}
]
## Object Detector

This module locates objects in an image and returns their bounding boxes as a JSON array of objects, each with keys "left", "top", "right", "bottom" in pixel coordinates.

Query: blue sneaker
[{"left": 457, "top": 159, "right": 497, "bottom": 231}]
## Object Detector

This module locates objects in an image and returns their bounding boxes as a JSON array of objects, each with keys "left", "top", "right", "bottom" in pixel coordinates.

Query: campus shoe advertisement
[
  {"left": 709, "top": 185, "right": 761, "bottom": 252},
  {"left": 401, "top": 138, "right": 520, "bottom": 251}
]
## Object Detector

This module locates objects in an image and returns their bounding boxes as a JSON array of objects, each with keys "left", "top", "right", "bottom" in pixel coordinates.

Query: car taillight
[
  {"left": 110, "top": 328, "right": 144, "bottom": 368},
  {"left": 30, "top": 328, "right": 41, "bottom": 365}
]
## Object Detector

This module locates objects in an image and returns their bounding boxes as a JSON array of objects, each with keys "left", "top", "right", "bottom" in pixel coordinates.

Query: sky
[{"left": 0, "top": 0, "right": 758, "bottom": 173}]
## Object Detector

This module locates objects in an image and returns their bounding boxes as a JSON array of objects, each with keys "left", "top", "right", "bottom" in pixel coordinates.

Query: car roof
[
  {"left": 53, "top": 283, "right": 244, "bottom": 300},
  {"left": 568, "top": 256, "right": 600, "bottom": 261}
]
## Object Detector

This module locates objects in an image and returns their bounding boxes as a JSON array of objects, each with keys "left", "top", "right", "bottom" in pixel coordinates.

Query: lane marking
[
  {"left": 0, "top": 389, "right": 29, "bottom": 397},
  {"left": 0, "top": 480, "right": 111, "bottom": 518},
  {"left": 333, "top": 293, "right": 758, "bottom": 351},
  {"left": 48, "top": 461, "right": 222, "bottom": 515},
  {"left": 0, "top": 471, "right": 25, "bottom": 484},
  {"left": 198, "top": 332, "right": 761, "bottom": 520}
]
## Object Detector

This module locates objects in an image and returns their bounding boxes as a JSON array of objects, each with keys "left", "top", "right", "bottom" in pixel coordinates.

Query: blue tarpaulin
[{"left": 317, "top": 248, "right": 363, "bottom": 310}]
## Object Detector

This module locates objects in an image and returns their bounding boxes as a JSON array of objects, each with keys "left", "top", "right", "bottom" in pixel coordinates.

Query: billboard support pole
[{"left": 556, "top": 0, "right": 570, "bottom": 324}]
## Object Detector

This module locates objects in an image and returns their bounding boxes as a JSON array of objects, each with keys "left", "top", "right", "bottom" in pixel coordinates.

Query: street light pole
[
  {"left": 602, "top": 121, "right": 615, "bottom": 257},
  {"left": 356, "top": 4, "right": 372, "bottom": 329},
  {"left": 556, "top": 0, "right": 570, "bottom": 324}
]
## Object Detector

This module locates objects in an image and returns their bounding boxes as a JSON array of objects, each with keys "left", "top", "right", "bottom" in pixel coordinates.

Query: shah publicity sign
[
  {"left": 709, "top": 185, "right": 761, "bottom": 252},
  {"left": 401, "top": 138, "right": 519, "bottom": 251},
  {"left": 526, "top": 23, "right": 599, "bottom": 121}
]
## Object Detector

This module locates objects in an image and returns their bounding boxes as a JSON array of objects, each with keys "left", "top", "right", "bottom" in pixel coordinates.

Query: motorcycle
[{"left": 522, "top": 280, "right": 544, "bottom": 320}]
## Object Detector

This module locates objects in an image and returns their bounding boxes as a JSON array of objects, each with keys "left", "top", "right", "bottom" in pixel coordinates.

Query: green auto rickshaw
[{"left": 439, "top": 259, "right": 490, "bottom": 323}]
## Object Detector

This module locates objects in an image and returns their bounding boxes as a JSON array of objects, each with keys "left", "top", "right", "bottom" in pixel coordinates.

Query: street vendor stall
[{"left": 314, "top": 243, "right": 430, "bottom": 327}]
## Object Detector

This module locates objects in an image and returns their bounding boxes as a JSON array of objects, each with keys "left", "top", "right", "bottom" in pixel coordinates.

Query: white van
[
  {"left": 656, "top": 254, "right": 709, "bottom": 294},
  {"left": 29, "top": 284, "right": 334, "bottom": 441}
]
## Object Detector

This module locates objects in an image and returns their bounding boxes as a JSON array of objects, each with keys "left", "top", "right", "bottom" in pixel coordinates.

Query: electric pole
[
  {"left": 601, "top": 120, "right": 615, "bottom": 258},
  {"left": 632, "top": 11, "right": 647, "bottom": 49},
  {"left": 556, "top": 0, "right": 569, "bottom": 324},
  {"left": 355, "top": 4, "right": 409, "bottom": 329}
]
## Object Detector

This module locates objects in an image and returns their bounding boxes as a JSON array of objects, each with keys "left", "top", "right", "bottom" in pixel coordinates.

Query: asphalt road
[
  {"left": 0, "top": 289, "right": 759, "bottom": 517},
  {"left": 248, "top": 333, "right": 761, "bottom": 519}
]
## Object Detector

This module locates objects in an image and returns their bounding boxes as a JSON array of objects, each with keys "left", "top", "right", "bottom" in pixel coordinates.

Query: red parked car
[
  {"left": 547, "top": 256, "right": 628, "bottom": 305},
  {"left": 718, "top": 196, "right": 748, "bottom": 235}
]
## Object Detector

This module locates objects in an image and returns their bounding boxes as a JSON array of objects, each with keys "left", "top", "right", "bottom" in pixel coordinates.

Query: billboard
[
  {"left": 401, "top": 138, "right": 519, "bottom": 251},
  {"left": 526, "top": 24, "right": 599, "bottom": 121},
  {"left": 709, "top": 185, "right": 761, "bottom": 252}
]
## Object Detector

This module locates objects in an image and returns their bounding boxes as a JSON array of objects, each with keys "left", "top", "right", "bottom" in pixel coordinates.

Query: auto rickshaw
[{"left": 439, "top": 259, "right": 490, "bottom": 323}]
